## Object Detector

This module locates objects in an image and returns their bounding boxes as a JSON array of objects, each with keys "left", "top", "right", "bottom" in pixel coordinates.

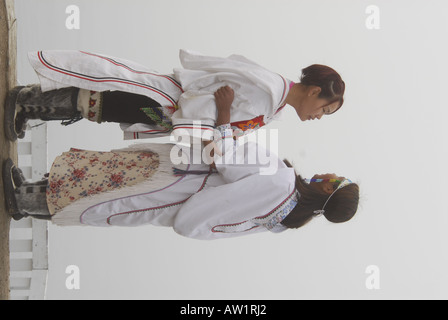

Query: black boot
[{"left": 4, "top": 84, "right": 82, "bottom": 141}]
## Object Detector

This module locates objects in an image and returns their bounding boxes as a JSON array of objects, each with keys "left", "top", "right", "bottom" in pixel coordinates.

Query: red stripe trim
[
  {"left": 37, "top": 51, "right": 177, "bottom": 107},
  {"left": 80, "top": 51, "right": 184, "bottom": 92},
  {"left": 138, "top": 129, "right": 171, "bottom": 133},
  {"left": 107, "top": 199, "right": 189, "bottom": 224},
  {"left": 173, "top": 126, "right": 215, "bottom": 131}
]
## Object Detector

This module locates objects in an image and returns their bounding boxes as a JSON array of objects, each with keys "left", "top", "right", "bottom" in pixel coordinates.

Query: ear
[
  {"left": 308, "top": 86, "right": 322, "bottom": 97},
  {"left": 323, "top": 183, "right": 334, "bottom": 195}
]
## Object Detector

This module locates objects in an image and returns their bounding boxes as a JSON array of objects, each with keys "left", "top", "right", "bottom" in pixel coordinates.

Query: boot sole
[{"left": 4, "top": 86, "right": 25, "bottom": 141}]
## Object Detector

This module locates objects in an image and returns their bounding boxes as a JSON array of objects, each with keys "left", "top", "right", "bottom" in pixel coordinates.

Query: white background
[{"left": 14, "top": 0, "right": 448, "bottom": 299}]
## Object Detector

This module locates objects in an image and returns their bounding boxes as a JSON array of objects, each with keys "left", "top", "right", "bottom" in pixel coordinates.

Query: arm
[
  {"left": 210, "top": 86, "right": 282, "bottom": 181},
  {"left": 173, "top": 172, "right": 284, "bottom": 240},
  {"left": 204, "top": 86, "right": 235, "bottom": 168},
  {"left": 214, "top": 86, "right": 233, "bottom": 126},
  {"left": 172, "top": 155, "right": 296, "bottom": 240}
]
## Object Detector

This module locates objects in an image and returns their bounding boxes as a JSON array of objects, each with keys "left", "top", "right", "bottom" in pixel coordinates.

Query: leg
[
  {"left": 78, "top": 89, "right": 174, "bottom": 128},
  {"left": 101, "top": 90, "right": 161, "bottom": 125},
  {"left": 5, "top": 84, "right": 169, "bottom": 142}
]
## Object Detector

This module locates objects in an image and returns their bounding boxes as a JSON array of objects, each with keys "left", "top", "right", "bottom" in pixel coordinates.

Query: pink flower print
[
  {"left": 88, "top": 111, "right": 96, "bottom": 119},
  {"left": 73, "top": 169, "right": 86, "bottom": 179},
  {"left": 49, "top": 179, "right": 64, "bottom": 194},
  {"left": 139, "top": 153, "right": 154, "bottom": 159},
  {"left": 110, "top": 174, "right": 124, "bottom": 185},
  {"left": 90, "top": 157, "right": 99, "bottom": 165},
  {"left": 126, "top": 161, "right": 137, "bottom": 170}
]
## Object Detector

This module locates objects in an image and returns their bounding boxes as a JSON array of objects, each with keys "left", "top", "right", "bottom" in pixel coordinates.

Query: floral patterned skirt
[{"left": 47, "top": 148, "right": 160, "bottom": 215}]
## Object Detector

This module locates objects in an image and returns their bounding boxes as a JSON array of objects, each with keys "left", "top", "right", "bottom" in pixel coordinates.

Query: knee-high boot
[{"left": 5, "top": 84, "right": 82, "bottom": 141}]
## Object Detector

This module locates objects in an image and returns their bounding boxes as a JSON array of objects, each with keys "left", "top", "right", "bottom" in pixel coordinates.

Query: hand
[
  {"left": 214, "top": 86, "right": 234, "bottom": 111},
  {"left": 214, "top": 86, "right": 234, "bottom": 126}
]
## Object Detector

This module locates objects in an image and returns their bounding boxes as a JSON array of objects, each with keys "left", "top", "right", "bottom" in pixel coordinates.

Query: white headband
[{"left": 313, "top": 179, "right": 352, "bottom": 217}]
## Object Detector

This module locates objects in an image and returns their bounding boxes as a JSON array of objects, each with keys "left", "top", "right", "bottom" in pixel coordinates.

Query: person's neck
[{"left": 285, "top": 83, "right": 305, "bottom": 110}]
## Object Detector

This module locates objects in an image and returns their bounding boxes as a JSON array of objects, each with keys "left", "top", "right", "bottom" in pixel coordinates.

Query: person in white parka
[{"left": 5, "top": 49, "right": 346, "bottom": 142}]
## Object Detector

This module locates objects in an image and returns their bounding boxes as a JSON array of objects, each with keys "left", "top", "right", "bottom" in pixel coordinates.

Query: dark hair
[
  {"left": 281, "top": 160, "right": 359, "bottom": 229},
  {"left": 300, "top": 64, "right": 346, "bottom": 113}
]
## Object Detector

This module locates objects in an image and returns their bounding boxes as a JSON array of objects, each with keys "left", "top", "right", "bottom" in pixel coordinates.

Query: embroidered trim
[
  {"left": 230, "top": 115, "right": 265, "bottom": 132},
  {"left": 253, "top": 190, "right": 299, "bottom": 230},
  {"left": 211, "top": 189, "right": 298, "bottom": 234},
  {"left": 140, "top": 106, "right": 173, "bottom": 131},
  {"left": 85, "top": 91, "right": 103, "bottom": 123}
]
